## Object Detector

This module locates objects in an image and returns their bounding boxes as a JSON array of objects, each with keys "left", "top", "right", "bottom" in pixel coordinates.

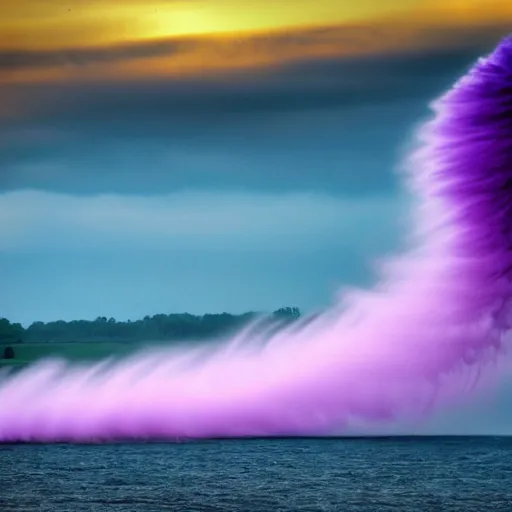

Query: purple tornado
[{"left": 1, "top": 35, "right": 512, "bottom": 442}]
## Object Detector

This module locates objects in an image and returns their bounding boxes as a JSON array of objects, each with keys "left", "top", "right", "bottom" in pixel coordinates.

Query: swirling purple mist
[{"left": 1, "top": 35, "right": 512, "bottom": 442}]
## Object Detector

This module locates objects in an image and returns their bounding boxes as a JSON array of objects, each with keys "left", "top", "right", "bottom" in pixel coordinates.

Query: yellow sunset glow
[
  {"left": 134, "top": 0, "right": 416, "bottom": 40},
  {"left": 0, "top": 0, "right": 510, "bottom": 86},
  {"left": 1, "top": 0, "right": 511, "bottom": 52},
  {"left": 0, "top": 0, "right": 429, "bottom": 49}
]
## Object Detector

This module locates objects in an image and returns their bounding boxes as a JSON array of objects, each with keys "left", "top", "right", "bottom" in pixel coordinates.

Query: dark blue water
[{"left": 2, "top": 437, "right": 512, "bottom": 511}]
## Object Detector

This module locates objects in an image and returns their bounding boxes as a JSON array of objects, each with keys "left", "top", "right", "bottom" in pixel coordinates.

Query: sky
[{"left": 1, "top": 1, "right": 511, "bottom": 327}]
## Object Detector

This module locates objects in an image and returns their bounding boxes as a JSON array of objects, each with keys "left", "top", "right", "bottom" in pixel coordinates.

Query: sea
[{"left": 2, "top": 436, "right": 512, "bottom": 511}]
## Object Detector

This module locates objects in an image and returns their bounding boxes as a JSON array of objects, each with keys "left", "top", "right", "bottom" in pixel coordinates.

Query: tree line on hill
[{"left": 0, "top": 307, "right": 301, "bottom": 344}]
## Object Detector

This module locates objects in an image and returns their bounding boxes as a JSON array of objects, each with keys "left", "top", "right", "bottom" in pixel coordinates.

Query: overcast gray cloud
[
  {"left": 1, "top": 45, "right": 489, "bottom": 126},
  {"left": 1, "top": 102, "right": 427, "bottom": 196},
  {"left": 0, "top": 43, "right": 499, "bottom": 196}
]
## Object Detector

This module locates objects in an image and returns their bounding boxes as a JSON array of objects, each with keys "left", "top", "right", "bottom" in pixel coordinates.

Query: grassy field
[{"left": 0, "top": 341, "right": 141, "bottom": 368}]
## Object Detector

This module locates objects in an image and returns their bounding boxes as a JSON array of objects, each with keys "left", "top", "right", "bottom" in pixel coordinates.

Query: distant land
[{"left": 0, "top": 307, "right": 301, "bottom": 367}]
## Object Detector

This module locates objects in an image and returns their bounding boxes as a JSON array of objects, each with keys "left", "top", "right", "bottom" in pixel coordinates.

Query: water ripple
[{"left": 2, "top": 437, "right": 512, "bottom": 511}]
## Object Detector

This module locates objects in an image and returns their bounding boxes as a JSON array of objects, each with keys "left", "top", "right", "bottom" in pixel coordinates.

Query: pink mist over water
[{"left": 1, "top": 36, "right": 512, "bottom": 442}]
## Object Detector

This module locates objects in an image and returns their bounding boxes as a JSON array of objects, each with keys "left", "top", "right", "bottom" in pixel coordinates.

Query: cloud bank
[{"left": 0, "top": 189, "right": 405, "bottom": 252}]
